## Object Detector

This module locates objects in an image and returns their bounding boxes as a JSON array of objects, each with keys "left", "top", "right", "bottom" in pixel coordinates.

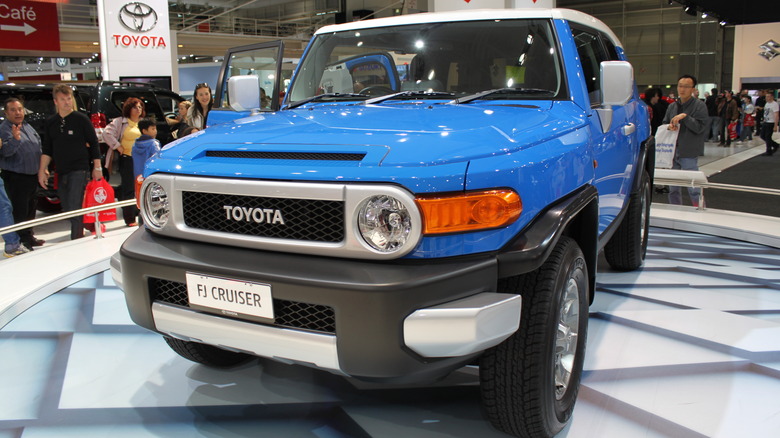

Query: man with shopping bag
[{"left": 662, "top": 74, "right": 709, "bottom": 207}]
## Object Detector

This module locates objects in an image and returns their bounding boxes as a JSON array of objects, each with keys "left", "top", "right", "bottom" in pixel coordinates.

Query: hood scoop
[{"left": 205, "top": 151, "right": 366, "bottom": 161}]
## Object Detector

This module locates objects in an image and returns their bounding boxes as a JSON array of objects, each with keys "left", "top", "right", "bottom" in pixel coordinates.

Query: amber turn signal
[
  {"left": 416, "top": 190, "right": 522, "bottom": 234},
  {"left": 135, "top": 175, "right": 144, "bottom": 209}
]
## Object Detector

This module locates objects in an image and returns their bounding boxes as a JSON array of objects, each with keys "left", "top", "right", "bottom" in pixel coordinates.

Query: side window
[
  {"left": 111, "top": 91, "right": 163, "bottom": 122},
  {"left": 155, "top": 92, "right": 181, "bottom": 115},
  {"left": 601, "top": 35, "right": 620, "bottom": 61},
  {"left": 218, "top": 45, "right": 282, "bottom": 110},
  {"left": 572, "top": 27, "right": 609, "bottom": 105}
]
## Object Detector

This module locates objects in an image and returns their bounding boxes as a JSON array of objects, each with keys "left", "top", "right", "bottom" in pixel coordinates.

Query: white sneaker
[{"left": 3, "top": 245, "right": 31, "bottom": 258}]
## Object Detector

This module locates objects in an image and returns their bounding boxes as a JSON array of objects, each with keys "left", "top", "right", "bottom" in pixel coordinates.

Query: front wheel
[{"left": 480, "top": 236, "right": 588, "bottom": 438}]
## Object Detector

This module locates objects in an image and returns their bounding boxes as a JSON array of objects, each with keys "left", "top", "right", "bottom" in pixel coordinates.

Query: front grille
[
  {"left": 149, "top": 278, "right": 336, "bottom": 334},
  {"left": 182, "top": 192, "right": 344, "bottom": 242},
  {"left": 205, "top": 151, "right": 365, "bottom": 161}
]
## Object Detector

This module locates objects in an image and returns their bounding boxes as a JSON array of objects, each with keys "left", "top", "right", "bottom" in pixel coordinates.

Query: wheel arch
[{"left": 497, "top": 184, "right": 599, "bottom": 302}]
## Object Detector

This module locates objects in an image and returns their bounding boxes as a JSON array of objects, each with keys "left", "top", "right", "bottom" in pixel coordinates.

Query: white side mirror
[
  {"left": 228, "top": 75, "right": 261, "bottom": 112},
  {"left": 601, "top": 61, "right": 633, "bottom": 106}
]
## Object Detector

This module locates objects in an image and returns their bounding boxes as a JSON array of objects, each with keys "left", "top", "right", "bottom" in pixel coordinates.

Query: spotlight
[
  {"left": 701, "top": 12, "right": 708, "bottom": 18},
  {"left": 684, "top": 5, "right": 697, "bottom": 16},
  {"left": 719, "top": 20, "right": 727, "bottom": 26}
]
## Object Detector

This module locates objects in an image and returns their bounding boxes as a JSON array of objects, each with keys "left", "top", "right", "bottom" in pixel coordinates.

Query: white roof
[{"left": 315, "top": 8, "right": 622, "bottom": 48}]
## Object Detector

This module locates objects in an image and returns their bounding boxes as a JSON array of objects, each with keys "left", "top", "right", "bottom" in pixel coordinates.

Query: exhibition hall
[{"left": 1, "top": 1, "right": 779, "bottom": 437}]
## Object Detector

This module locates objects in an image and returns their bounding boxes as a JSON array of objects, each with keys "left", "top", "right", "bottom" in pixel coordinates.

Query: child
[{"left": 132, "top": 118, "right": 161, "bottom": 180}]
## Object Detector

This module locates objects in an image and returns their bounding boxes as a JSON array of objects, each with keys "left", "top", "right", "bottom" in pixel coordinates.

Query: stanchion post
[{"left": 94, "top": 212, "right": 103, "bottom": 239}]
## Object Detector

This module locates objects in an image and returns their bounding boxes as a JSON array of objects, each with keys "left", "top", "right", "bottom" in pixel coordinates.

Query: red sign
[{"left": 0, "top": 0, "right": 60, "bottom": 51}]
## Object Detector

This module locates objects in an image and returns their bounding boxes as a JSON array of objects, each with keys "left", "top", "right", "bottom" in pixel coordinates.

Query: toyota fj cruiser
[{"left": 114, "top": 8, "right": 653, "bottom": 437}]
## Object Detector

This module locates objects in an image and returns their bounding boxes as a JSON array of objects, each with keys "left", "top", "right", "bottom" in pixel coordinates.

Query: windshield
[{"left": 288, "top": 19, "right": 565, "bottom": 105}]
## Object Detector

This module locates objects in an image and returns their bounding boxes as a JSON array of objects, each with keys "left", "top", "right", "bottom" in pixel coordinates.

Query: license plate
[{"left": 186, "top": 273, "right": 274, "bottom": 320}]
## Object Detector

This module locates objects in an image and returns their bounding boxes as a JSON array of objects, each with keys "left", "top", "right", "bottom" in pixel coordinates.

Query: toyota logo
[{"left": 119, "top": 2, "right": 158, "bottom": 33}]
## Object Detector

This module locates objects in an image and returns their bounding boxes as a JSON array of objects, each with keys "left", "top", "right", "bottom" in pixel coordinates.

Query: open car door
[{"left": 208, "top": 40, "right": 284, "bottom": 127}]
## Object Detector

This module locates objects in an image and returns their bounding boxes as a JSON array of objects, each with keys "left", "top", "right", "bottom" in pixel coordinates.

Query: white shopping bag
[{"left": 654, "top": 124, "right": 679, "bottom": 169}]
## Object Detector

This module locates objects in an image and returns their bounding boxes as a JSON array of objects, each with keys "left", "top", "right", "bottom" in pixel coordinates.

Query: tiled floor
[{"left": 1, "top": 226, "right": 779, "bottom": 438}]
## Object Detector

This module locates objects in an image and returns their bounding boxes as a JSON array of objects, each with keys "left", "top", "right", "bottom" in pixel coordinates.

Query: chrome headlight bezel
[
  {"left": 141, "top": 180, "right": 170, "bottom": 229},
  {"left": 356, "top": 194, "right": 415, "bottom": 254}
]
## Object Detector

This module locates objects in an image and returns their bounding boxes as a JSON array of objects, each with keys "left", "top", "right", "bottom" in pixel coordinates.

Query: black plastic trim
[{"left": 496, "top": 185, "right": 598, "bottom": 279}]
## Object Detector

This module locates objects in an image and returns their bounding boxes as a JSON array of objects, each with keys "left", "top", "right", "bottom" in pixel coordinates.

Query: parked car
[{"left": 114, "top": 8, "right": 653, "bottom": 438}]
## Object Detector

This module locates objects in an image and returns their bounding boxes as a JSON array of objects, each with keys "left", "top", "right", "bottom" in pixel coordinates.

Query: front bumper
[{"left": 118, "top": 229, "right": 520, "bottom": 382}]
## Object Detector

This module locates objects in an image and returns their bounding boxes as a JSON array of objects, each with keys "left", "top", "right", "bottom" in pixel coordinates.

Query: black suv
[{"left": 76, "top": 81, "right": 185, "bottom": 147}]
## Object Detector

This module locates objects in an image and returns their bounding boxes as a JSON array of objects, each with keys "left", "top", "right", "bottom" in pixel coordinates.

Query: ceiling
[{"left": 673, "top": 0, "right": 780, "bottom": 25}]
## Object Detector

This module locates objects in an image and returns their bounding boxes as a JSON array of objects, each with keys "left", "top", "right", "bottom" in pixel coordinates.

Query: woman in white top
[
  {"left": 186, "top": 83, "right": 213, "bottom": 130},
  {"left": 104, "top": 97, "right": 145, "bottom": 225}
]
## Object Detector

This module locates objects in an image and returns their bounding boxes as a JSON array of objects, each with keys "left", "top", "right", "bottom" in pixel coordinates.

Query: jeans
[
  {"left": 708, "top": 116, "right": 721, "bottom": 141},
  {"left": 0, "top": 176, "right": 21, "bottom": 251},
  {"left": 669, "top": 156, "right": 701, "bottom": 206},
  {"left": 58, "top": 170, "right": 88, "bottom": 240}
]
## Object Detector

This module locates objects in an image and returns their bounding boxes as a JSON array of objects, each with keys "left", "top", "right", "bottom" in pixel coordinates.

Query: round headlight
[
  {"left": 357, "top": 195, "right": 413, "bottom": 253},
  {"left": 143, "top": 182, "right": 169, "bottom": 228}
]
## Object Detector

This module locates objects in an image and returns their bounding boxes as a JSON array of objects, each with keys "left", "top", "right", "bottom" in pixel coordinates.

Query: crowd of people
[
  {"left": 0, "top": 82, "right": 213, "bottom": 258},
  {"left": 645, "top": 83, "right": 779, "bottom": 207}
]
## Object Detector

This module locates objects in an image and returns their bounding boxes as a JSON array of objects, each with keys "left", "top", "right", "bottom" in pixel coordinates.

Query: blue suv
[{"left": 115, "top": 8, "right": 653, "bottom": 437}]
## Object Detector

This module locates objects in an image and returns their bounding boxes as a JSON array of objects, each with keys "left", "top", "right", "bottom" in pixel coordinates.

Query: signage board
[
  {"left": 98, "top": 0, "right": 172, "bottom": 80},
  {"left": 0, "top": 0, "right": 60, "bottom": 51}
]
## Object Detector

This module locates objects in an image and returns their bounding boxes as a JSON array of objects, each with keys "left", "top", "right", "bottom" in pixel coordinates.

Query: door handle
[{"left": 622, "top": 123, "right": 636, "bottom": 136}]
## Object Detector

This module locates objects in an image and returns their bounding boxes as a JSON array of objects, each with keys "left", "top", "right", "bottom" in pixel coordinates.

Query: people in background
[
  {"left": 38, "top": 84, "right": 101, "bottom": 240},
  {"left": 132, "top": 118, "right": 161, "bottom": 180},
  {"left": 663, "top": 74, "right": 708, "bottom": 207},
  {"left": 167, "top": 100, "right": 191, "bottom": 139},
  {"left": 705, "top": 88, "right": 720, "bottom": 142},
  {"left": 104, "top": 98, "right": 145, "bottom": 226},
  {"left": 760, "top": 91, "right": 779, "bottom": 156},
  {"left": 0, "top": 98, "right": 44, "bottom": 250},
  {"left": 738, "top": 95, "right": 755, "bottom": 143},
  {"left": 186, "top": 83, "right": 212, "bottom": 130},
  {"left": 718, "top": 90, "right": 739, "bottom": 147}
]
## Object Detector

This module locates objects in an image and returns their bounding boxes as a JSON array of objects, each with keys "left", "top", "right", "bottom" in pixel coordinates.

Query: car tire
[
  {"left": 479, "top": 236, "right": 588, "bottom": 438},
  {"left": 604, "top": 169, "right": 651, "bottom": 271},
  {"left": 164, "top": 336, "right": 253, "bottom": 368}
]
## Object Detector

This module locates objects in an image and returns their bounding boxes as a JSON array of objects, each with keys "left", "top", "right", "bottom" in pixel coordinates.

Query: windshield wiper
[
  {"left": 449, "top": 88, "right": 554, "bottom": 105},
  {"left": 364, "top": 90, "right": 456, "bottom": 105},
  {"left": 285, "top": 93, "right": 368, "bottom": 110}
]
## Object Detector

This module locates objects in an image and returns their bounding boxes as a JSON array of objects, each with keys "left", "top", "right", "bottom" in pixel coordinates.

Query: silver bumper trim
[
  {"left": 403, "top": 293, "right": 521, "bottom": 357},
  {"left": 152, "top": 302, "right": 342, "bottom": 372}
]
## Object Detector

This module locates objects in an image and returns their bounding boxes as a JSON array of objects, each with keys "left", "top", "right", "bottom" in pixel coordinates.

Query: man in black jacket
[{"left": 37, "top": 84, "right": 102, "bottom": 240}]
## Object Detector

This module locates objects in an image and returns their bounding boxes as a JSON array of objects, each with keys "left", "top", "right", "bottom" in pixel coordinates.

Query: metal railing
[
  {"left": 653, "top": 168, "right": 780, "bottom": 210},
  {"left": 0, "top": 199, "right": 136, "bottom": 240}
]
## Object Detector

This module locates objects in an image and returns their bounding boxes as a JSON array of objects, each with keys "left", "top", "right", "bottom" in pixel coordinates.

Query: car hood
[{"left": 160, "top": 101, "right": 585, "bottom": 167}]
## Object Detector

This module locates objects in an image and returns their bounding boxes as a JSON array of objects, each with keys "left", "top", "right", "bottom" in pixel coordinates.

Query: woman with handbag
[{"left": 104, "top": 97, "right": 145, "bottom": 226}]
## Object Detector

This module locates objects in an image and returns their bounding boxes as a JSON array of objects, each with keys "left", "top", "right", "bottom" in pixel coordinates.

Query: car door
[
  {"left": 571, "top": 26, "right": 637, "bottom": 235},
  {"left": 209, "top": 41, "right": 285, "bottom": 127}
]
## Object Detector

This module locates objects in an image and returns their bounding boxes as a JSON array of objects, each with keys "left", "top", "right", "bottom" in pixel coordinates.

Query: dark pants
[
  {"left": 761, "top": 123, "right": 779, "bottom": 154},
  {"left": 720, "top": 119, "right": 734, "bottom": 145},
  {"left": 59, "top": 170, "right": 88, "bottom": 240},
  {"left": 0, "top": 170, "right": 37, "bottom": 246},
  {"left": 118, "top": 155, "right": 138, "bottom": 225}
]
